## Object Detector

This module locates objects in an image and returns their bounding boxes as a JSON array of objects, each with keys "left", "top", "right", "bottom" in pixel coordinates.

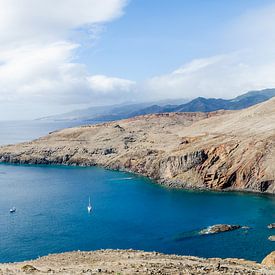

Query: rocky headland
[
  {"left": 0, "top": 98, "right": 275, "bottom": 193},
  {"left": 0, "top": 249, "right": 274, "bottom": 274}
]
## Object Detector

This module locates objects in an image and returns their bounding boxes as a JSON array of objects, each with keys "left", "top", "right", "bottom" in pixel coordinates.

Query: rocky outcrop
[
  {"left": 0, "top": 99, "right": 275, "bottom": 193},
  {"left": 0, "top": 249, "right": 274, "bottom": 274},
  {"left": 262, "top": 251, "right": 275, "bottom": 267},
  {"left": 268, "top": 223, "right": 275, "bottom": 229},
  {"left": 268, "top": 236, "right": 275, "bottom": 241},
  {"left": 199, "top": 224, "right": 241, "bottom": 235}
]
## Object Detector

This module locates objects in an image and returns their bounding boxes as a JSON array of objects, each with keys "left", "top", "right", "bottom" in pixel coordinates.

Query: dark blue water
[
  {"left": 0, "top": 121, "right": 274, "bottom": 263},
  {"left": 0, "top": 164, "right": 274, "bottom": 263}
]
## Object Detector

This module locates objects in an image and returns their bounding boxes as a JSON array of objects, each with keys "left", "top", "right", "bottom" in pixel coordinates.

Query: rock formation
[
  {"left": 1, "top": 98, "right": 275, "bottom": 193},
  {"left": 262, "top": 251, "right": 275, "bottom": 267},
  {"left": 199, "top": 224, "right": 241, "bottom": 235}
]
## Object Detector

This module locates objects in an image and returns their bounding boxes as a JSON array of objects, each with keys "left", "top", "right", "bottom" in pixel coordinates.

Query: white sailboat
[
  {"left": 10, "top": 207, "right": 16, "bottom": 213},
  {"left": 87, "top": 197, "right": 92, "bottom": 213}
]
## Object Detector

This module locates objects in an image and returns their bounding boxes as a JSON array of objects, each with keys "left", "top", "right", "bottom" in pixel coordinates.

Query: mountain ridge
[
  {"left": 40, "top": 88, "right": 275, "bottom": 122},
  {"left": 132, "top": 88, "right": 275, "bottom": 116}
]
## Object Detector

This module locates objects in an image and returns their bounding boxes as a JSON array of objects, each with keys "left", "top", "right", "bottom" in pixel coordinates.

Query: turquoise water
[{"left": 0, "top": 163, "right": 274, "bottom": 263}]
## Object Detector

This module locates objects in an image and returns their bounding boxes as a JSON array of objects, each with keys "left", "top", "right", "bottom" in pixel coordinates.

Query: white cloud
[
  {"left": 88, "top": 75, "right": 135, "bottom": 93},
  {"left": 142, "top": 51, "right": 275, "bottom": 100},
  {"left": 0, "top": 42, "right": 136, "bottom": 105},
  {"left": 0, "top": 0, "right": 129, "bottom": 119},
  {"left": 1, "top": 1, "right": 275, "bottom": 119},
  {"left": 0, "top": 0, "right": 127, "bottom": 45}
]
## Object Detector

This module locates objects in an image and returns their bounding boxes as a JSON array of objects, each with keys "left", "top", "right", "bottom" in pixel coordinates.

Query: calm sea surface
[{"left": 0, "top": 121, "right": 274, "bottom": 263}]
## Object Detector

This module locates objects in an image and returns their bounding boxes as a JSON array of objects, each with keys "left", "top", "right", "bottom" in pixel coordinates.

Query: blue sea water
[
  {"left": 0, "top": 120, "right": 88, "bottom": 145},
  {"left": 0, "top": 121, "right": 274, "bottom": 263}
]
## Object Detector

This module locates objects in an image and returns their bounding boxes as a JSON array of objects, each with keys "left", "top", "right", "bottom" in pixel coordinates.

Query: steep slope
[{"left": 0, "top": 99, "right": 275, "bottom": 193}]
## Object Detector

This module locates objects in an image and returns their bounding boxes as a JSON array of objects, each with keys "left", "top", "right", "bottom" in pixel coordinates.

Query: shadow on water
[
  {"left": 173, "top": 226, "right": 253, "bottom": 242},
  {"left": 173, "top": 229, "right": 201, "bottom": 242}
]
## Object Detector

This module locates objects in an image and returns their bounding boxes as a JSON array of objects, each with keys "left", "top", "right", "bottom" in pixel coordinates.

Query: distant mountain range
[
  {"left": 131, "top": 88, "right": 275, "bottom": 116},
  {"left": 40, "top": 88, "right": 275, "bottom": 122},
  {"left": 38, "top": 99, "right": 188, "bottom": 122}
]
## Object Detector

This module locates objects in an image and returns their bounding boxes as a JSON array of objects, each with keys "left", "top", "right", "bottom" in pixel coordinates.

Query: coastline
[
  {"left": 1, "top": 161, "right": 275, "bottom": 196},
  {"left": 1, "top": 101, "right": 275, "bottom": 195},
  {"left": 1, "top": 105, "right": 275, "bottom": 273}
]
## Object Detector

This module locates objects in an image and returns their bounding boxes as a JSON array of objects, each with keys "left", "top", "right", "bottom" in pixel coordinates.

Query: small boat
[
  {"left": 87, "top": 197, "right": 92, "bottom": 213},
  {"left": 10, "top": 207, "right": 16, "bottom": 213}
]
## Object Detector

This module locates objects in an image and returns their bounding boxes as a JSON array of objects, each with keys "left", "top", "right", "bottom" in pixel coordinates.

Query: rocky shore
[
  {"left": 0, "top": 249, "right": 274, "bottom": 274},
  {"left": 0, "top": 98, "right": 275, "bottom": 193}
]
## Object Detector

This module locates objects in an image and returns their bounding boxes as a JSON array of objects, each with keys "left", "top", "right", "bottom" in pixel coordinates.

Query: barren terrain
[
  {"left": 0, "top": 99, "right": 275, "bottom": 193},
  {"left": 0, "top": 249, "right": 274, "bottom": 274}
]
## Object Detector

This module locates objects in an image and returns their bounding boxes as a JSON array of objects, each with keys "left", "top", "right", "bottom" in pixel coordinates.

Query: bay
[{"left": 0, "top": 121, "right": 274, "bottom": 263}]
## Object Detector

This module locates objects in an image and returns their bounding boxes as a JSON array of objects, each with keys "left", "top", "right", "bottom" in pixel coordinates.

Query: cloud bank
[
  {"left": 1, "top": 1, "right": 275, "bottom": 118},
  {"left": 0, "top": 0, "right": 131, "bottom": 117}
]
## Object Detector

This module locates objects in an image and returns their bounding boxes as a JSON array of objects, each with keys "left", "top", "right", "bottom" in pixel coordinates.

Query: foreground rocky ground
[
  {"left": 0, "top": 98, "right": 275, "bottom": 193},
  {"left": 0, "top": 250, "right": 274, "bottom": 274}
]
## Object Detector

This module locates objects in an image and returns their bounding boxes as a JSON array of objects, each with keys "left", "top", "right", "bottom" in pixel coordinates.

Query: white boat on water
[
  {"left": 10, "top": 207, "right": 16, "bottom": 213},
  {"left": 87, "top": 197, "right": 92, "bottom": 213}
]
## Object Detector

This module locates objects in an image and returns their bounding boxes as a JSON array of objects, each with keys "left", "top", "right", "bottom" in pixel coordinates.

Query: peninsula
[{"left": 0, "top": 98, "right": 275, "bottom": 194}]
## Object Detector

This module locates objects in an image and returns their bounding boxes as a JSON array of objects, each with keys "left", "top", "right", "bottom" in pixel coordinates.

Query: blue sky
[
  {"left": 1, "top": 0, "right": 275, "bottom": 119},
  {"left": 79, "top": 0, "right": 275, "bottom": 80}
]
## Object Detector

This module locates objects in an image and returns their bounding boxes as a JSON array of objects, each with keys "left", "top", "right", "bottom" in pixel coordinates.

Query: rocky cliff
[{"left": 1, "top": 98, "right": 275, "bottom": 194}]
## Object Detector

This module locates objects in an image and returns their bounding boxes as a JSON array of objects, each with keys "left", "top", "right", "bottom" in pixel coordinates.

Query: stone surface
[
  {"left": 1, "top": 98, "right": 275, "bottom": 193},
  {"left": 199, "top": 224, "right": 241, "bottom": 235},
  {"left": 268, "top": 236, "right": 275, "bottom": 241},
  {"left": 0, "top": 249, "right": 274, "bottom": 274},
  {"left": 262, "top": 251, "right": 275, "bottom": 267},
  {"left": 268, "top": 223, "right": 275, "bottom": 229}
]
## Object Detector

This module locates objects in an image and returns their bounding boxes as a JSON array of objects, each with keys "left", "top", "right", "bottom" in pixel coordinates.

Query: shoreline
[
  {"left": 1, "top": 161, "right": 275, "bottom": 197},
  {"left": 1, "top": 101, "right": 275, "bottom": 195}
]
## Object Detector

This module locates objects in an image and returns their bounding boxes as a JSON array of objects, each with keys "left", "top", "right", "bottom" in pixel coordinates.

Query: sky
[{"left": 1, "top": 0, "right": 275, "bottom": 119}]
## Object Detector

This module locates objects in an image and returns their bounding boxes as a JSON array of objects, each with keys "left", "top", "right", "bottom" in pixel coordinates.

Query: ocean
[{"left": 0, "top": 121, "right": 274, "bottom": 263}]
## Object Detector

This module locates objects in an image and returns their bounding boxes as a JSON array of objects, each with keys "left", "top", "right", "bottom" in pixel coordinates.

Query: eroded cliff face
[{"left": 0, "top": 99, "right": 275, "bottom": 194}]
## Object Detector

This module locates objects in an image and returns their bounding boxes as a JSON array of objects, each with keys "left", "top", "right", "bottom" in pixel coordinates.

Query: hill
[{"left": 1, "top": 98, "right": 275, "bottom": 194}]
